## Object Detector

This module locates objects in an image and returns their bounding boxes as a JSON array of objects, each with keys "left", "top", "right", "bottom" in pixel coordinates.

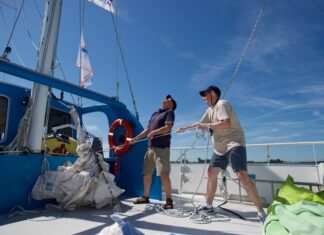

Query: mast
[{"left": 27, "top": 0, "right": 63, "bottom": 152}]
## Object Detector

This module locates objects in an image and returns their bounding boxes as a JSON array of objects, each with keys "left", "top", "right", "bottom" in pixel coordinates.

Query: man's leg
[
  {"left": 143, "top": 174, "right": 152, "bottom": 197},
  {"left": 206, "top": 167, "right": 221, "bottom": 205},
  {"left": 236, "top": 170, "right": 263, "bottom": 211},
  {"left": 161, "top": 175, "right": 172, "bottom": 199}
]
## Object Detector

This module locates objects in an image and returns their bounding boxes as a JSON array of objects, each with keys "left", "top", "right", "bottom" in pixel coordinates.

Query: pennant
[
  {"left": 76, "top": 33, "right": 93, "bottom": 88},
  {"left": 88, "top": 0, "right": 115, "bottom": 14}
]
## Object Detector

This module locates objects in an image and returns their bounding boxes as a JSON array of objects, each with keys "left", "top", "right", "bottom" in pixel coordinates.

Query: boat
[
  {"left": 0, "top": 0, "right": 162, "bottom": 215},
  {"left": 0, "top": 1, "right": 323, "bottom": 234}
]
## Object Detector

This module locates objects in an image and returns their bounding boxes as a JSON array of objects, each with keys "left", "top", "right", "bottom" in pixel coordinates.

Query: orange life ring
[{"left": 108, "top": 119, "right": 133, "bottom": 154}]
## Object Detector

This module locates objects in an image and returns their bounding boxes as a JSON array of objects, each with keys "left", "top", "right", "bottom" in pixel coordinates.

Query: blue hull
[
  {"left": 0, "top": 60, "right": 162, "bottom": 215},
  {"left": 0, "top": 151, "right": 162, "bottom": 215}
]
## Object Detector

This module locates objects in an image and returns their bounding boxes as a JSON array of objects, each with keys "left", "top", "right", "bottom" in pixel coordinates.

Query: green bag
[
  {"left": 264, "top": 175, "right": 324, "bottom": 235},
  {"left": 274, "top": 175, "right": 324, "bottom": 208}
]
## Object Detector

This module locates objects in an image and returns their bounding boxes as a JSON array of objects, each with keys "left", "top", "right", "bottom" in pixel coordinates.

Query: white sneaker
[
  {"left": 257, "top": 211, "right": 267, "bottom": 224},
  {"left": 196, "top": 204, "right": 214, "bottom": 213}
]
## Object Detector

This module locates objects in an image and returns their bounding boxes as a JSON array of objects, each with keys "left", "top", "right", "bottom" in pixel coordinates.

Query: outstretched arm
[
  {"left": 176, "top": 122, "right": 199, "bottom": 133},
  {"left": 129, "top": 128, "right": 149, "bottom": 144},
  {"left": 177, "top": 119, "right": 231, "bottom": 133},
  {"left": 147, "top": 123, "right": 173, "bottom": 140}
]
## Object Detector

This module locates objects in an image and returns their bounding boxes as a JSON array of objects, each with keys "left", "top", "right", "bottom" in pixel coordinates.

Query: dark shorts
[{"left": 210, "top": 146, "right": 247, "bottom": 172}]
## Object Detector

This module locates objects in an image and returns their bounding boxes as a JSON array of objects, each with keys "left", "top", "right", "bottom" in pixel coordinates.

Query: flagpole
[{"left": 78, "top": 0, "right": 85, "bottom": 107}]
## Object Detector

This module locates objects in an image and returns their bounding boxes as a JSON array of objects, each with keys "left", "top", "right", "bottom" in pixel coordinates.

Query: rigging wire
[
  {"left": 3, "top": 0, "right": 25, "bottom": 51},
  {"left": 0, "top": 0, "right": 25, "bottom": 64},
  {"left": 27, "top": 0, "right": 77, "bottom": 105},
  {"left": 222, "top": 0, "right": 268, "bottom": 99},
  {"left": 114, "top": 1, "right": 120, "bottom": 100},
  {"left": 0, "top": 0, "right": 17, "bottom": 11},
  {"left": 33, "top": 0, "right": 42, "bottom": 18},
  {"left": 77, "top": 0, "right": 85, "bottom": 107},
  {"left": 108, "top": 3, "right": 139, "bottom": 119},
  {"left": 22, "top": 5, "right": 39, "bottom": 50}
]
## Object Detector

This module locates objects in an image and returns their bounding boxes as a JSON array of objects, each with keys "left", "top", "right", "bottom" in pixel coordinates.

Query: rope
[
  {"left": 190, "top": 135, "right": 211, "bottom": 209},
  {"left": 104, "top": 125, "right": 208, "bottom": 153},
  {"left": 145, "top": 204, "right": 193, "bottom": 218},
  {"left": 222, "top": 0, "right": 268, "bottom": 98},
  {"left": 144, "top": 203, "right": 230, "bottom": 224},
  {"left": 108, "top": 4, "right": 139, "bottom": 119},
  {"left": 7, "top": 205, "right": 39, "bottom": 218}
]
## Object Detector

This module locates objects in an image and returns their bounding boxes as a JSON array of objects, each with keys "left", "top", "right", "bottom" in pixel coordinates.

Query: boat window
[
  {"left": 0, "top": 96, "right": 8, "bottom": 141},
  {"left": 82, "top": 112, "right": 109, "bottom": 158},
  {"left": 47, "top": 108, "right": 72, "bottom": 137}
]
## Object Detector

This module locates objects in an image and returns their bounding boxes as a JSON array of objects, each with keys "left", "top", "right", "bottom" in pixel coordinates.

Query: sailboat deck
[{"left": 0, "top": 194, "right": 264, "bottom": 235}]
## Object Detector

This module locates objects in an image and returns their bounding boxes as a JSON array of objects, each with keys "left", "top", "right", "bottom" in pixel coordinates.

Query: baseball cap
[
  {"left": 166, "top": 94, "right": 177, "bottom": 111},
  {"left": 199, "top": 85, "right": 221, "bottom": 97}
]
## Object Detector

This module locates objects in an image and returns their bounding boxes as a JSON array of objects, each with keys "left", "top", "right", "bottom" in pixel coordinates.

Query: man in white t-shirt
[{"left": 177, "top": 85, "right": 266, "bottom": 223}]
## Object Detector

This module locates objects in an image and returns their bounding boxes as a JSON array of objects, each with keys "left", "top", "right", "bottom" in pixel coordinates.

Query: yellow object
[{"left": 43, "top": 134, "right": 77, "bottom": 155}]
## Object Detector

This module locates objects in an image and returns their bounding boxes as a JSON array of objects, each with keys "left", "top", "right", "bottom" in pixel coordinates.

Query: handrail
[
  {"left": 171, "top": 141, "right": 324, "bottom": 205},
  {"left": 171, "top": 140, "right": 324, "bottom": 164}
]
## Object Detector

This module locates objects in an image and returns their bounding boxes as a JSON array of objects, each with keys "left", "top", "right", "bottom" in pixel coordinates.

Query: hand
[
  {"left": 147, "top": 132, "right": 155, "bottom": 140},
  {"left": 197, "top": 123, "right": 208, "bottom": 130},
  {"left": 128, "top": 138, "right": 136, "bottom": 145},
  {"left": 176, "top": 128, "right": 185, "bottom": 133}
]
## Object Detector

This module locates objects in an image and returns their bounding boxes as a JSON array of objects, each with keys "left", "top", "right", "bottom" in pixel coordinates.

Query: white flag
[
  {"left": 76, "top": 33, "right": 93, "bottom": 88},
  {"left": 88, "top": 0, "right": 115, "bottom": 14}
]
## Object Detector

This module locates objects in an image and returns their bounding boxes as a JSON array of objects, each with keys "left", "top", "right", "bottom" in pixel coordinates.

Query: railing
[
  {"left": 171, "top": 141, "right": 324, "bottom": 164},
  {"left": 221, "top": 177, "right": 323, "bottom": 204},
  {"left": 170, "top": 141, "right": 324, "bottom": 205}
]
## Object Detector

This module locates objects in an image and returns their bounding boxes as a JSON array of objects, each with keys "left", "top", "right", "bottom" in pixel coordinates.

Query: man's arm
[
  {"left": 177, "top": 119, "right": 231, "bottom": 134},
  {"left": 176, "top": 123, "right": 199, "bottom": 133},
  {"left": 129, "top": 128, "right": 149, "bottom": 144},
  {"left": 148, "top": 123, "right": 173, "bottom": 140},
  {"left": 198, "top": 118, "right": 231, "bottom": 130}
]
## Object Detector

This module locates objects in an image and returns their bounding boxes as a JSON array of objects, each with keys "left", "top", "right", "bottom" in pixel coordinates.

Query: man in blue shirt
[{"left": 130, "top": 95, "right": 176, "bottom": 209}]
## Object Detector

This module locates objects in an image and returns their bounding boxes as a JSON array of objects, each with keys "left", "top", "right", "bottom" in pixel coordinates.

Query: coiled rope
[{"left": 144, "top": 203, "right": 230, "bottom": 224}]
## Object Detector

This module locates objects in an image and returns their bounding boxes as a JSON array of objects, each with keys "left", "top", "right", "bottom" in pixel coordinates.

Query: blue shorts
[{"left": 210, "top": 146, "right": 247, "bottom": 172}]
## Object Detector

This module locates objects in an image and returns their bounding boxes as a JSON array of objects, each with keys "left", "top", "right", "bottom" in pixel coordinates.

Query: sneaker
[
  {"left": 196, "top": 204, "right": 214, "bottom": 213},
  {"left": 257, "top": 211, "right": 267, "bottom": 224}
]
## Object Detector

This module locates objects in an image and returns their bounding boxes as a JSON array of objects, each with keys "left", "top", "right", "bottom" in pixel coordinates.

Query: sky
[{"left": 1, "top": 0, "right": 324, "bottom": 161}]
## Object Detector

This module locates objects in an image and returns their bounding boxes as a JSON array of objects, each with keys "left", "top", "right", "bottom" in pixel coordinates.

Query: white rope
[{"left": 144, "top": 203, "right": 230, "bottom": 224}]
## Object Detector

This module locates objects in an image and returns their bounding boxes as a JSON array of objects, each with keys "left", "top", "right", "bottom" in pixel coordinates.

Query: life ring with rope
[{"left": 108, "top": 119, "right": 133, "bottom": 155}]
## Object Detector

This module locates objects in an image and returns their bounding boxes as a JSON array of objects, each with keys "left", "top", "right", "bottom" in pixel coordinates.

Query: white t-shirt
[{"left": 200, "top": 100, "right": 245, "bottom": 155}]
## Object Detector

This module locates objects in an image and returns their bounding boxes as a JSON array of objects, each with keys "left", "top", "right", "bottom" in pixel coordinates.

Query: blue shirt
[{"left": 148, "top": 108, "right": 175, "bottom": 148}]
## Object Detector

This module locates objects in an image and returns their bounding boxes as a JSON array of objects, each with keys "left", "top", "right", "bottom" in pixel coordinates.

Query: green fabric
[
  {"left": 264, "top": 175, "right": 324, "bottom": 235},
  {"left": 272, "top": 175, "right": 324, "bottom": 211},
  {"left": 264, "top": 200, "right": 324, "bottom": 235}
]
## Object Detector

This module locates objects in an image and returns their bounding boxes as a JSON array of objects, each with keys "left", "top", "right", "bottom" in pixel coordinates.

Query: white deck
[{"left": 0, "top": 194, "right": 264, "bottom": 235}]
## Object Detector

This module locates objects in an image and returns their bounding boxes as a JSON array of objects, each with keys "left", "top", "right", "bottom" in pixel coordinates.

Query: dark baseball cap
[
  {"left": 166, "top": 94, "right": 177, "bottom": 111},
  {"left": 199, "top": 85, "right": 221, "bottom": 97}
]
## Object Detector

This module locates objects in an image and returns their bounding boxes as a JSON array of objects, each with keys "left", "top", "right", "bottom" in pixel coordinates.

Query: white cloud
[{"left": 159, "top": 34, "right": 174, "bottom": 49}]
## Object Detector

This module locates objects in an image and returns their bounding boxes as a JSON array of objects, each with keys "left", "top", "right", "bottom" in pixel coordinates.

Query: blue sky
[{"left": 1, "top": 0, "right": 324, "bottom": 161}]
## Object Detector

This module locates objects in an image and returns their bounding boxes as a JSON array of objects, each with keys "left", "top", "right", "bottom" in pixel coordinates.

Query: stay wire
[
  {"left": 0, "top": 1, "right": 25, "bottom": 65},
  {"left": 108, "top": 4, "right": 139, "bottom": 120},
  {"left": 4, "top": 0, "right": 25, "bottom": 50},
  {"left": 0, "top": 1, "right": 17, "bottom": 11},
  {"left": 222, "top": 0, "right": 268, "bottom": 99}
]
